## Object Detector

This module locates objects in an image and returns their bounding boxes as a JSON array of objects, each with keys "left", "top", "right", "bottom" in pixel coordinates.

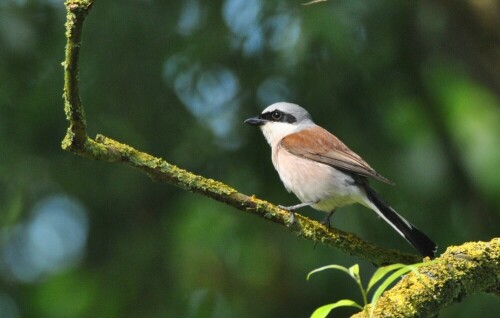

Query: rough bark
[
  {"left": 61, "top": 2, "right": 499, "bottom": 317},
  {"left": 352, "top": 238, "right": 499, "bottom": 318},
  {"left": 61, "top": 0, "right": 420, "bottom": 267}
]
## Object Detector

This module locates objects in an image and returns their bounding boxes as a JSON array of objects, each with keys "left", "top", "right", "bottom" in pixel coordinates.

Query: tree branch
[
  {"left": 60, "top": 0, "right": 421, "bottom": 266},
  {"left": 61, "top": 2, "right": 499, "bottom": 315},
  {"left": 62, "top": 0, "right": 93, "bottom": 150},
  {"left": 352, "top": 238, "right": 499, "bottom": 318}
]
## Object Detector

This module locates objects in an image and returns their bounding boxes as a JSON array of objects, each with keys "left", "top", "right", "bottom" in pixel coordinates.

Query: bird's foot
[
  {"left": 320, "top": 218, "right": 331, "bottom": 228},
  {"left": 278, "top": 201, "right": 318, "bottom": 226},
  {"left": 320, "top": 209, "right": 336, "bottom": 229},
  {"left": 278, "top": 205, "right": 296, "bottom": 225},
  {"left": 278, "top": 204, "right": 291, "bottom": 211},
  {"left": 278, "top": 201, "right": 315, "bottom": 211}
]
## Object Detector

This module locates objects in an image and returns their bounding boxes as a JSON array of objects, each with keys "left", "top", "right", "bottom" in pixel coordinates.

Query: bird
[{"left": 244, "top": 102, "right": 437, "bottom": 258}]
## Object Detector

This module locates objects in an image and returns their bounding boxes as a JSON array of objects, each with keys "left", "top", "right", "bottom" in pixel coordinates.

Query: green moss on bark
[{"left": 352, "top": 238, "right": 499, "bottom": 318}]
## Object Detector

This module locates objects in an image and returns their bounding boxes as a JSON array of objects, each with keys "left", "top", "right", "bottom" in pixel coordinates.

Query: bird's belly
[{"left": 274, "top": 149, "right": 363, "bottom": 212}]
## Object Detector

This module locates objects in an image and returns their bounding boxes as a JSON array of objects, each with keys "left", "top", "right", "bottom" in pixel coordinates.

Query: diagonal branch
[
  {"left": 352, "top": 238, "right": 500, "bottom": 317},
  {"left": 60, "top": 0, "right": 422, "bottom": 266}
]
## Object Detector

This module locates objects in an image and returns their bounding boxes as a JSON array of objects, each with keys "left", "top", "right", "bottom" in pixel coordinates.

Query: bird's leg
[
  {"left": 278, "top": 201, "right": 318, "bottom": 224},
  {"left": 314, "top": 209, "right": 335, "bottom": 249},
  {"left": 278, "top": 201, "right": 317, "bottom": 211},
  {"left": 321, "top": 209, "right": 336, "bottom": 228}
]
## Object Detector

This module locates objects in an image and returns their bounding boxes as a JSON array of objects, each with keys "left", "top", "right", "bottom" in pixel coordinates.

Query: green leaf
[
  {"left": 307, "top": 265, "right": 351, "bottom": 281},
  {"left": 310, "top": 299, "right": 363, "bottom": 318},
  {"left": 366, "top": 263, "right": 406, "bottom": 292},
  {"left": 348, "top": 264, "right": 360, "bottom": 281}
]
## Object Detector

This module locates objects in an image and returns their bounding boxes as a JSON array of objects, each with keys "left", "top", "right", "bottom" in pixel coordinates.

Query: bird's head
[{"left": 244, "top": 102, "right": 315, "bottom": 146}]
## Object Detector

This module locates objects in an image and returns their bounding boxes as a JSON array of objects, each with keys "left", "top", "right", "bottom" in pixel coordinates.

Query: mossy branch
[
  {"left": 61, "top": 0, "right": 421, "bottom": 267},
  {"left": 352, "top": 238, "right": 500, "bottom": 318},
  {"left": 61, "top": 1, "right": 499, "bottom": 315}
]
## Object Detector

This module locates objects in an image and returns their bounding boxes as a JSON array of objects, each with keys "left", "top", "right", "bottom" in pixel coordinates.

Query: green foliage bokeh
[{"left": 0, "top": 0, "right": 498, "bottom": 317}]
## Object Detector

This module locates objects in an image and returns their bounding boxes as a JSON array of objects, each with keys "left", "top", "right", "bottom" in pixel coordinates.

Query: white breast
[{"left": 272, "top": 145, "right": 366, "bottom": 213}]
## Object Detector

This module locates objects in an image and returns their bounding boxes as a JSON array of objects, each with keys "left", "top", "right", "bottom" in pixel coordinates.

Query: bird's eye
[{"left": 271, "top": 111, "right": 282, "bottom": 120}]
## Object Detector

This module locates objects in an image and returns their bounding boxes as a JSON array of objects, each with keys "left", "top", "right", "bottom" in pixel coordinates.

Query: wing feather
[{"left": 280, "top": 127, "right": 394, "bottom": 185}]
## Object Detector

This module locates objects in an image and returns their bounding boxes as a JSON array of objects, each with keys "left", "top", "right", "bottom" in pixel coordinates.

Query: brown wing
[{"left": 280, "top": 126, "right": 394, "bottom": 185}]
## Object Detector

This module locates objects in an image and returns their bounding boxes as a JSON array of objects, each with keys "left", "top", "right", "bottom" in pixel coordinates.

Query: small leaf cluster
[{"left": 307, "top": 262, "right": 433, "bottom": 318}]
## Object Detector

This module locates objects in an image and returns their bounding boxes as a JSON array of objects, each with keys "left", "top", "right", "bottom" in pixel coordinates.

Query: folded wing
[{"left": 280, "top": 127, "right": 394, "bottom": 185}]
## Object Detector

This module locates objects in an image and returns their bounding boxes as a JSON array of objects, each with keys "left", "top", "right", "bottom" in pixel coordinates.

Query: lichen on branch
[
  {"left": 352, "top": 238, "right": 500, "bottom": 318},
  {"left": 60, "top": 0, "right": 422, "bottom": 267},
  {"left": 60, "top": 1, "right": 499, "bottom": 316}
]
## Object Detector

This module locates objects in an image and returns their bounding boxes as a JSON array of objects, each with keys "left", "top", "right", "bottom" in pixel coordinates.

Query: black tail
[{"left": 364, "top": 186, "right": 437, "bottom": 258}]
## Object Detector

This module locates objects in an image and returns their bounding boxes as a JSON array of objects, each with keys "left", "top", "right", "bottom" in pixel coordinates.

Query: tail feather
[{"left": 364, "top": 186, "right": 437, "bottom": 258}]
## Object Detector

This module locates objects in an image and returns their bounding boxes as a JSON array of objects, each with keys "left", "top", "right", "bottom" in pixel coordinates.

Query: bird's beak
[{"left": 244, "top": 116, "right": 267, "bottom": 126}]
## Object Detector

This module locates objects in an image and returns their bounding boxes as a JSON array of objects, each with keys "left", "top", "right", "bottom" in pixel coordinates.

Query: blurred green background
[{"left": 0, "top": 0, "right": 499, "bottom": 317}]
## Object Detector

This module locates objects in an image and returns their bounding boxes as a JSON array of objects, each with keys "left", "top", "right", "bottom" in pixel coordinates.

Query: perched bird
[{"left": 245, "top": 102, "right": 437, "bottom": 257}]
